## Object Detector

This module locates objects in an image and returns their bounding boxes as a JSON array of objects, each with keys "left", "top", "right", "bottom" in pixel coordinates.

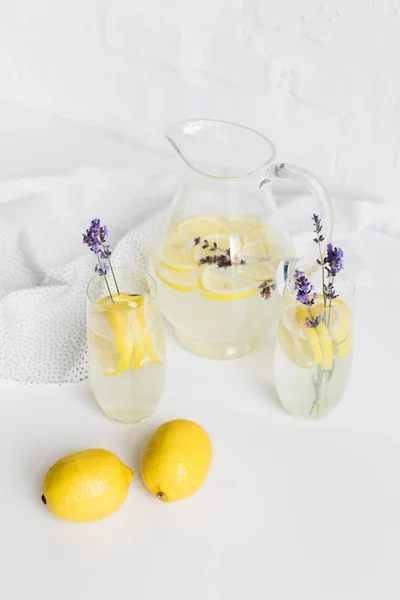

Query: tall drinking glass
[
  {"left": 275, "top": 268, "right": 354, "bottom": 419},
  {"left": 87, "top": 267, "right": 166, "bottom": 423}
]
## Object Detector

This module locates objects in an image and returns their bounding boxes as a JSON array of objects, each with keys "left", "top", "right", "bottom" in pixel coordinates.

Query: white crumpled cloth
[
  {"left": 0, "top": 166, "right": 397, "bottom": 385},
  {"left": 0, "top": 167, "right": 175, "bottom": 385}
]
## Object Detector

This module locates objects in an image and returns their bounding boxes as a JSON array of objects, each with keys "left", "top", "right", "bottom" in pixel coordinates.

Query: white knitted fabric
[
  {"left": 0, "top": 166, "right": 397, "bottom": 385},
  {"left": 0, "top": 167, "right": 175, "bottom": 385}
]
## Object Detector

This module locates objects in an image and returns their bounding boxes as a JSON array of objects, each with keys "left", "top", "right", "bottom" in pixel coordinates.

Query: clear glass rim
[
  {"left": 286, "top": 264, "right": 355, "bottom": 305},
  {"left": 86, "top": 266, "right": 157, "bottom": 309},
  {"left": 166, "top": 118, "right": 277, "bottom": 180}
]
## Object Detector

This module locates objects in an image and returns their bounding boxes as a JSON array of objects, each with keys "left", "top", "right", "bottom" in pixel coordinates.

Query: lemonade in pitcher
[
  {"left": 150, "top": 213, "right": 291, "bottom": 359},
  {"left": 151, "top": 119, "right": 334, "bottom": 359}
]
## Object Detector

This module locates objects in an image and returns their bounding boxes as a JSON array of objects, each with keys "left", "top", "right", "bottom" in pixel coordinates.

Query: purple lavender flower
[
  {"left": 293, "top": 270, "right": 317, "bottom": 306},
  {"left": 82, "top": 218, "right": 120, "bottom": 298},
  {"left": 259, "top": 279, "right": 276, "bottom": 300},
  {"left": 82, "top": 218, "right": 102, "bottom": 252},
  {"left": 306, "top": 315, "right": 323, "bottom": 328},
  {"left": 324, "top": 281, "right": 338, "bottom": 300},
  {"left": 90, "top": 218, "right": 100, "bottom": 231},
  {"left": 325, "top": 243, "right": 344, "bottom": 277},
  {"left": 95, "top": 262, "right": 109, "bottom": 276},
  {"left": 99, "top": 225, "right": 109, "bottom": 243},
  {"left": 99, "top": 245, "right": 112, "bottom": 260},
  {"left": 312, "top": 213, "right": 324, "bottom": 244}
]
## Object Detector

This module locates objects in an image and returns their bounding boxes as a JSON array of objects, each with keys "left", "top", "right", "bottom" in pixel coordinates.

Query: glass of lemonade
[
  {"left": 275, "top": 269, "right": 354, "bottom": 419},
  {"left": 87, "top": 267, "right": 166, "bottom": 423}
]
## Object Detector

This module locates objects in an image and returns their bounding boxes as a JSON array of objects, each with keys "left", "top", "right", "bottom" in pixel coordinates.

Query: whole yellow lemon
[
  {"left": 142, "top": 419, "right": 212, "bottom": 502},
  {"left": 41, "top": 449, "right": 133, "bottom": 522}
]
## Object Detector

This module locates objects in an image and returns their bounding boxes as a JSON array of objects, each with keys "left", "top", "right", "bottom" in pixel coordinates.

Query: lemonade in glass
[
  {"left": 275, "top": 269, "right": 354, "bottom": 419},
  {"left": 87, "top": 268, "right": 166, "bottom": 423}
]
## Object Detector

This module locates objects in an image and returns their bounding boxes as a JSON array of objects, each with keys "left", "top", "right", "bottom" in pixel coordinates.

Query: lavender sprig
[
  {"left": 326, "top": 243, "right": 344, "bottom": 277},
  {"left": 194, "top": 237, "right": 245, "bottom": 269},
  {"left": 193, "top": 236, "right": 277, "bottom": 298},
  {"left": 306, "top": 315, "right": 323, "bottom": 328},
  {"left": 83, "top": 218, "right": 119, "bottom": 302},
  {"left": 312, "top": 213, "right": 327, "bottom": 310},
  {"left": 259, "top": 279, "right": 276, "bottom": 300},
  {"left": 95, "top": 261, "right": 109, "bottom": 276},
  {"left": 293, "top": 270, "right": 317, "bottom": 306},
  {"left": 294, "top": 215, "right": 344, "bottom": 330}
]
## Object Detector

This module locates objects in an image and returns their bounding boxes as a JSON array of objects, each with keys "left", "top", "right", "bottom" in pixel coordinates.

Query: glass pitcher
[{"left": 149, "top": 119, "right": 333, "bottom": 360}]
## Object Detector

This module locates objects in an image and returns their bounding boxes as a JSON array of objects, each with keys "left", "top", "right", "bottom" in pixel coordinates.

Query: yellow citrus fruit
[
  {"left": 198, "top": 264, "right": 255, "bottom": 301},
  {"left": 242, "top": 225, "right": 289, "bottom": 259},
  {"left": 159, "top": 234, "right": 193, "bottom": 272},
  {"left": 142, "top": 419, "right": 212, "bottom": 503},
  {"left": 312, "top": 297, "right": 353, "bottom": 353},
  {"left": 41, "top": 449, "right": 133, "bottom": 522},
  {"left": 228, "top": 215, "right": 261, "bottom": 234},
  {"left": 191, "top": 233, "right": 231, "bottom": 265},
  {"left": 277, "top": 322, "right": 313, "bottom": 369},
  {"left": 132, "top": 328, "right": 165, "bottom": 369},
  {"left": 155, "top": 265, "right": 199, "bottom": 292},
  {"left": 282, "top": 301, "right": 352, "bottom": 370},
  {"left": 176, "top": 215, "right": 230, "bottom": 238},
  {"left": 294, "top": 304, "right": 332, "bottom": 369},
  {"left": 91, "top": 294, "right": 155, "bottom": 377},
  {"left": 238, "top": 239, "right": 276, "bottom": 282}
]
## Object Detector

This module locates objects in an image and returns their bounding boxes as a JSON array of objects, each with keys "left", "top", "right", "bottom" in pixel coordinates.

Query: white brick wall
[{"left": 0, "top": 0, "right": 399, "bottom": 200}]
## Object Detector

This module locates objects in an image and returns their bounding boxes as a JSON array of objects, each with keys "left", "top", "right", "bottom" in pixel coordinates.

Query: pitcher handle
[{"left": 260, "top": 162, "right": 334, "bottom": 293}]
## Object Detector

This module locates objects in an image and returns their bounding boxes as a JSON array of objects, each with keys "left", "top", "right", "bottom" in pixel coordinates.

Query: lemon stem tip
[
  {"left": 41, "top": 494, "right": 47, "bottom": 505},
  {"left": 157, "top": 492, "right": 168, "bottom": 502}
]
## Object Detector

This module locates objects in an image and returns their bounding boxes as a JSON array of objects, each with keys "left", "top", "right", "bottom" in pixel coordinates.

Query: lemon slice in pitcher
[
  {"left": 159, "top": 234, "right": 193, "bottom": 272},
  {"left": 199, "top": 265, "right": 255, "bottom": 301},
  {"left": 156, "top": 266, "right": 199, "bottom": 292},
  {"left": 228, "top": 215, "right": 261, "bottom": 234},
  {"left": 176, "top": 215, "right": 230, "bottom": 238},
  {"left": 192, "top": 234, "right": 231, "bottom": 265},
  {"left": 238, "top": 239, "right": 275, "bottom": 282}
]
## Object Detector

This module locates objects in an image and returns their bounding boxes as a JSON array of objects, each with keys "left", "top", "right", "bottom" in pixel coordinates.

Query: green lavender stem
[
  {"left": 316, "top": 239, "right": 326, "bottom": 315},
  {"left": 101, "top": 242, "right": 120, "bottom": 295},
  {"left": 327, "top": 274, "right": 334, "bottom": 328},
  {"left": 310, "top": 365, "right": 323, "bottom": 416},
  {"left": 96, "top": 254, "right": 114, "bottom": 303}
]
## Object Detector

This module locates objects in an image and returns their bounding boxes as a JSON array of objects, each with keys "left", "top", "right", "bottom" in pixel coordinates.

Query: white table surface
[{"left": 1, "top": 98, "right": 399, "bottom": 600}]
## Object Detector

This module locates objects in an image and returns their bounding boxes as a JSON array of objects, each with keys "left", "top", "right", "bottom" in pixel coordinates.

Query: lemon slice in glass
[
  {"left": 159, "top": 234, "right": 193, "bottom": 272},
  {"left": 199, "top": 265, "right": 255, "bottom": 301},
  {"left": 312, "top": 297, "right": 352, "bottom": 345},
  {"left": 277, "top": 323, "right": 313, "bottom": 369},
  {"left": 96, "top": 294, "right": 146, "bottom": 376},
  {"left": 176, "top": 215, "right": 230, "bottom": 238},
  {"left": 294, "top": 305, "right": 333, "bottom": 370},
  {"left": 333, "top": 332, "right": 353, "bottom": 359},
  {"left": 311, "top": 297, "right": 353, "bottom": 360}
]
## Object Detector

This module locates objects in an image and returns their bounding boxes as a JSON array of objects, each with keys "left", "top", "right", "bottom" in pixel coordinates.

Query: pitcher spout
[{"left": 165, "top": 119, "right": 276, "bottom": 180}]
